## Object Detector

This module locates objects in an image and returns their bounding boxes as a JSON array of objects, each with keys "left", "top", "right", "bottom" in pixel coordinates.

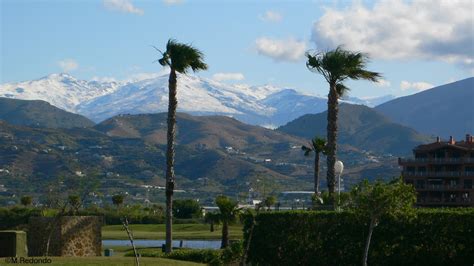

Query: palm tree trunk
[
  {"left": 314, "top": 152, "right": 320, "bottom": 193},
  {"left": 221, "top": 221, "right": 229, "bottom": 249},
  {"left": 326, "top": 82, "right": 338, "bottom": 197},
  {"left": 363, "top": 217, "right": 376, "bottom": 266},
  {"left": 165, "top": 68, "right": 178, "bottom": 254}
]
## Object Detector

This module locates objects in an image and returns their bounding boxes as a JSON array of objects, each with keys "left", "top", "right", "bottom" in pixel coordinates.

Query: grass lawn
[
  {"left": 102, "top": 223, "right": 243, "bottom": 240},
  {"left": 7, "top": 256, "right": 204, "bottom": 266}
]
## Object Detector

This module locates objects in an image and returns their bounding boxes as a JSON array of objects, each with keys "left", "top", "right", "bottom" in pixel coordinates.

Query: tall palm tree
[
  {"left": 302, "top": 136, "right": 327, "bottom": 194},
  {"left": 215, "top": 195, "right": 242, "bottom": 249},
  {"left": 306, "top": 46, "right": 380, "bottom": 198},
  {"left": 155, "top": 39, "right": 208, "bottom": 253}
]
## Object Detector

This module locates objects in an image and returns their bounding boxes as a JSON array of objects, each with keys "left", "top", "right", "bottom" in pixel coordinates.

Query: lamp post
[{"left": 335, "top": 160, "right": 344, "bottom": 210}]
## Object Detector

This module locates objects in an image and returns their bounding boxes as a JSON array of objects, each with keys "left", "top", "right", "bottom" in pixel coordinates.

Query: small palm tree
[
  {"left": 215, "top": 195, "right": 241, "bottom": 249},
  {"left": 20, "top": 196, "right": 32, "bottom": 207},
  {"left": 302, "top": 136, "right": 327, "bottom": 194},
  {"left": 306, "top": 46, "right": 381, "bottom": 197},
  {"left": 68, "top": 195, "right": 81, "bottom": 215},
  {"left": 112, "top": 194, "right": 125, "bottom": 208},
  {"left": 204, "top": 212, "right": 220, "bottom": 232},
  {"left": 154, "top": 39, "right": 208, "bottom": 253},
  {"left": 263, "top": 196, "right": 277, "bottom": 211}
]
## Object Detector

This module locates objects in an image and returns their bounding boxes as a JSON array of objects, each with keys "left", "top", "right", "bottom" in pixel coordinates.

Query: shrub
[
  {"left": 126, "top": 248, "right": 223, "bottom": 265},
  {"left": 221, "top": 240, "right": 243, "bottom": 264},
  {"left": 244, "top": 209, "right": 474, "bottom": 266},
  {"left": 0, "top": 207, "right": 42, "bottom": 230}
]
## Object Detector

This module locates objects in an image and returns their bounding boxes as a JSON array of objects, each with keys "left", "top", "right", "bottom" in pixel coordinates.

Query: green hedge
[
  {"left": 244, "top": 209, "right": 474, "bottom": 266},
  {"left": 0, "top": 207, "right": 42, "bottom": 230},
  {"left": 126, "top": 242, "right": 243, "bottom": 265}
]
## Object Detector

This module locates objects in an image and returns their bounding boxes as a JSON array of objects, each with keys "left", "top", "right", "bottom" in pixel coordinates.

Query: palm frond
[
  {"left": 154, "top": 39, "right": 208, "bottom": 73},
  {"left": 312, "top": 137, "right": 327, "bottom": 153},
  {"left": 302, "top": 145, "right": 313, "bottom": 156},
  {"left": 306, "top": 45, "right": 381, "bottom": 86}
]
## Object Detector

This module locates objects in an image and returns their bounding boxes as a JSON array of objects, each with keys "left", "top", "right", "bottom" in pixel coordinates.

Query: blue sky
[{"left": 1, "top": 0, "right": 472, "bottom": 98}]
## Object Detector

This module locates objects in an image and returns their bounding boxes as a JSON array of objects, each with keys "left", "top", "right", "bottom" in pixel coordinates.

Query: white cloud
[
  {"left": 255, "top": 37, "right": 307, "bottom": 62},
  {"left": 400, "top": 81, "right": 434, "bottom": 91},
  {"left": 212, "top": 73, "right": 245, "bottom": 82},
  {"left": 259, "top": 10, "right": 282, "bottom": 22},
  {"left": 162, "top": 0, "right": 184, "bottom": 5},
  {"left": 103, "top": 0, "right": 144, "bottom": 15},
  {"left": 57, "top": 59, "right": 79, "bottom": 72},
  {"left": 374, "top": 79, "right": 391, "bottom": 87},
  {"left": 312, "top": 0, "right": 474, "bottom": 71}
]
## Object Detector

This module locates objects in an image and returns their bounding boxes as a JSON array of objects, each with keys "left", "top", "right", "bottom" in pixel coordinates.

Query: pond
[{"left": 103, "top": 239, "right": 221, "bottom": 249}]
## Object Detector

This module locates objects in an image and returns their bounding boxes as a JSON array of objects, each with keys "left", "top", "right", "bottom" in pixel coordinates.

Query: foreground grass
[
  {"left": 8, "top": 256, "right": 204, "bottom": 266},
  {"left": 102, "top": 223, "right": 243, "bottom": 240}
]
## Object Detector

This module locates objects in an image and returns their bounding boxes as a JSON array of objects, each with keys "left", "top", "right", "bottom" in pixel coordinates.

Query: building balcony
[
  {"left": 402, "top": 171, "right": 474, "bottom": 177},
  {"left": 415, "top": 185, "right": 472, "bottom": 191},
  {"left": 416, "top": 200, "right": 473, "bottom": 206},
  {"left": 399, "top": 157, "right": 474, "bottom": 164}
]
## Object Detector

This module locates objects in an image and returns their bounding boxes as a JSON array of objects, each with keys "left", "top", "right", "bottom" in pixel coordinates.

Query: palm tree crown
[
  {"left": 306, "top": 46, "right": 381, "bottom": 96},
  {"left": 157, "top": 39, "right": 208, "bottom": 73},
  {"left": 302, "top": 137, "right": 327, "bottom": 156}
]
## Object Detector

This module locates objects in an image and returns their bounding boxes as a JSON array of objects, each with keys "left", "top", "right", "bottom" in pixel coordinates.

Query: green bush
[
  {"left": 0, "top": 207, "right": 42, "bottom": 230},
  {"left": 128, "top": 243, "right": 243, "bottom": 265},
  {"left": 221, "top": 240, "right": 243, "bottom": 264},
  {"left": 244, "top": 209, "right": 474, "bottom": 266},
  {"left": 126, "top": 248, "right": 223, "bottom": 265},
  {"left": 173, "top": 199, "right": 202, "bottom": 219}
]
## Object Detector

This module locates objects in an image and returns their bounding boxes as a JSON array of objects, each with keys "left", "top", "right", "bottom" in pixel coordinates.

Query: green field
[
  {"left": 6, "top": 256, "right": 204, "bottom": 266},
  {"left": 102, "top": 223, "right": 243, "bottom": 240}
]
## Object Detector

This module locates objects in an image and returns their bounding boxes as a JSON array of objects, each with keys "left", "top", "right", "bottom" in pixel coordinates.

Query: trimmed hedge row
[
  {"left": 244, "top": 209, "right": 474, "bottom": 266},
  {"left": 125, "top": 242, "right": 243, "bottom": 265},
  {"left": 0, "top": 207, "right": 202, "bottom": 228},
  {"left": 0, "top": 207, "right": 42, "bottom": 230}
]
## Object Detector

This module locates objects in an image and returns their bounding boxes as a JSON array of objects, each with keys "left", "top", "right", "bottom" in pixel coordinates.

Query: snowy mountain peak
[{"left": 0, "top": 73, "right": 397, "bottom": 126}]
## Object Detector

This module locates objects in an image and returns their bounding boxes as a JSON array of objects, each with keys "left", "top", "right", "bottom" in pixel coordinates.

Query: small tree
[
  {"left": 21, "top": 196, "right": 32, "bottom": 207},
  {"left": 302, "top": 136, "right": 327, "bottom": 194},
  {"left": 350, "top": 178, "right": 416, "bottom": 266},
  {"left": 263, "top": 196, "right": 276, "bottom": 211},
  {"left": 215, "top": 195, "right": 242, "bottom": 248},
  {"left": 172, "top": 199, "right": 202, "bottom": 219},
  {"left": 68, "top": 195, "right": 81, "bottom": 215},
  {"left": 112, "top": 194, "right": 125, "bottom": 208},
  {"left": 204, "top": 212, "right": 220, "bottom": 232}
]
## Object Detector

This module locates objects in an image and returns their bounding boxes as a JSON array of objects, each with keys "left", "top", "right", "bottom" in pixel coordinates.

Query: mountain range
[
  {"left": 0, "top": 109, "right": 402, "bottom": 203},
  {"left": 278, "top": 104, "right": 431, "bottom": 155},
  {"left": 376, "top": 77, "right": 474, "bottom": 139},
  {"left": 0, "top": 73, "right": 394, "bottom": 127}
]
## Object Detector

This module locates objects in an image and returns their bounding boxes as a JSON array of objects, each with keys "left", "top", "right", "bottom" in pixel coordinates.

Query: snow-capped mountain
[
  {"left": 0, "top": 73, "right": 121, "bottom": 112},
  {"left": 76, "top": 74, "right": 283, "bottom": 123},
  {"left": 0, "top": 73, "right": 396, "bottom": 127}
]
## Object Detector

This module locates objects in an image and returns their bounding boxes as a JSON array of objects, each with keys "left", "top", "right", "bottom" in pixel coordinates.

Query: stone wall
[
  {"left": 28, "top": 216, "right": 102, "bottom": 257},
  {"left": 0, "top": 231, "right": 28, "bottom": 257}
]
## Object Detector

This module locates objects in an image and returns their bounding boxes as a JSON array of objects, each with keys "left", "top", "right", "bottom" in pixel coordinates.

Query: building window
[
  {"left": 416, "top": 180, "right": 425, "bottom": 189},
  {"left": 447, "top": 179, "right": 459, "bottom": 188},
  {"left": 464, "top": 179, "right": 473, "bottom": 189},
  {"left": 415, "top": 153, "right": 427, "bottom": 159}
]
